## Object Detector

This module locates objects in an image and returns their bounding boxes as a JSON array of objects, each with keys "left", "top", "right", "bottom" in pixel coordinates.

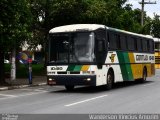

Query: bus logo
[
  {"left": 51, "top": 67, "right": 63, "bottom": 70},
  {"left": 110, "top": 54, "right": 116, "bottom": 63}
]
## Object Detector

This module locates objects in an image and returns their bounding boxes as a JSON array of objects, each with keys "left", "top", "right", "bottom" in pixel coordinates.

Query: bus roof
[
  {"left": 49, "top": 24, "right": 105, "bottom": 33},
  {"left": 49, "top": 24, "right": 153, "bottom": 39},
  {"left": 153, "top": 38, "right": 160, "bottom": 42},
  {"left": 107, "top": 27, "right": 153, "bottom": 39}
]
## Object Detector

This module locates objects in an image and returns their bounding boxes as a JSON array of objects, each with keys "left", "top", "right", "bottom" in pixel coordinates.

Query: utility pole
[{"left": 139, "top": 0, "right": 156, "bottom": 26}]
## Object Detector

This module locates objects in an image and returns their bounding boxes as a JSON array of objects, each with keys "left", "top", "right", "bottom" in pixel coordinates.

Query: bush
[{"left": 5, "top": 63, "right": 46, "bottom": 78}]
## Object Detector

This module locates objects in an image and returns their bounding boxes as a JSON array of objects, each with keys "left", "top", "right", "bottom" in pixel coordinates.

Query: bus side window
[
  {"left": 152, "top": 41, "right": 155, "bottom": 52},
  {"left": 120, "top": 35, "right": 127, "bottom": 50},
  {"left": 108, "top": 32, "right": 120, "bottom": 50},
  {"left": 147, "top": 40, "right": 150, "bottom": 52},
  {"left": 128, "top": 37, "right": 135, "bottom": 51},
  {"left": 137, "top": 39, "right": 142, "bottom": 52},
  {"left": 115, "top": 34, "right": 121, "bottom": 49},
  {"left": 108, "top": 32, "right": 116, "bottom": 50},
  {"left": 134, "top": 37, "right": 138, "bottom": 51},
  {"left": 149, "top": 40, "right": 154, "bottom": 53},
  {"left": 140, "top": 39, "right": 143, "bottom": 52},
  {"left": 142, "top": 39, "right": 148, "bottom": 52}
]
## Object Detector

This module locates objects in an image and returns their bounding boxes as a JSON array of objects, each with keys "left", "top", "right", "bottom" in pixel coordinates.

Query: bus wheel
[
  {"left": 140, "top": 68, "right": 147, "bottom": 83},
  {"left": 106, "top": 70, "right": 114, "bottom": 90},
  {"left": 65, "top": 85, "right": 74, "bottom": 91}
]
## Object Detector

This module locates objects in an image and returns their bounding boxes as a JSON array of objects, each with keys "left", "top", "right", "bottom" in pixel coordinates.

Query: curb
[{"left": 0, "top": 83, "right": 47, "bottom": 91}]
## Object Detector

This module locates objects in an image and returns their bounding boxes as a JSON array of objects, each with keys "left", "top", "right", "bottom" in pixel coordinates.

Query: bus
[
  {"left": 154, "top": 38, "right": 160, "bottom": 69},
  {"left": 47, "top": 24, "right": 155, "bottom": 90}
]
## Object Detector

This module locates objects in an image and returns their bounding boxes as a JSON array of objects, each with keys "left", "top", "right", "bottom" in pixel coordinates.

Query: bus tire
[
  {"left": 65, "top": 85, "right": 74, "bottom": 91},
  {"left": 140, "top": 67, "right": 147, "bottom": 83},
  {"left": 106, "top": 70, "right": 114, "bottom": 90}
]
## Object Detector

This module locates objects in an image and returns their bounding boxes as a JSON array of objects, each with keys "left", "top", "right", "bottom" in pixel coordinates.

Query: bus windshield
[{"left": 49, "top": 32, "right": 95, "bottom": 64}]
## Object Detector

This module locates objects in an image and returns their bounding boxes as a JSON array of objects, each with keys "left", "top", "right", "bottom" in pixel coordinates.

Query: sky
[{"left": 126, "top": 0, "right": 160, "bottom": 18}]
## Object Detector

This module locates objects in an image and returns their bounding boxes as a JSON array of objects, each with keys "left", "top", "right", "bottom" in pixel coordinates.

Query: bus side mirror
[
  {"left": 98, "top": 40, "right": 104, "bottom": 52},
  {"left": 96, "top": 40, "right": 106, "bottom": 68}
]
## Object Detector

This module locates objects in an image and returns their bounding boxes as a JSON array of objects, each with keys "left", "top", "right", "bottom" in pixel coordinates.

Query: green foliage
[
  {"left": 2, "top": 0, "right": 160, "bottom": 82},
  {"left": 29, "top": 0, "right": 152, "bottom": 51},
  {"left": 1, "top": 0, "right": 158, "bottom": 51},
  {"left": 5, "top": 64, "right": 45, "bottom": 78},
  {"left": 0, "top": 0, "right": 33, "bottom": 83},
  {"left": 4, "top": 64, "right": 11, "bottom": 73},
  {"left": 151, "top": 15, "right": 160, "bottom": 38},
  {"left": 111, "top": 7, "right": 146, "bottom": 33},
  {"left": 0, "top": 0, "right": 32, "bottom": 51}
]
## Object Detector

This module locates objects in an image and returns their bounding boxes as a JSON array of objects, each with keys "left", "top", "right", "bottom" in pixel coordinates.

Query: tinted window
[
  {"left": 149, "top": 40, "right": 154, "bottom": 52},
  {"left": 134, "top": 38, "right": 138, "bottom": 51},
  {"left": 120, "top": 35, "right": 127, "bottom": 50},
  {"left": 137, "top": 39, "right": 142, "bottom": 52},
  {"left": 147, "top": 40, "right": 150, "bottom": 52},
  {"left": 115, "top": 34, "right": 121, "bottom": 49},
  {"left": 128, "top": 37, "right": 135, "bottom": 51},
  {"left": 108, "top": 32, "right": 116, "bottom": 49},
  {"left": 142, "top": 39, "right": 148, "bottom": 52}
]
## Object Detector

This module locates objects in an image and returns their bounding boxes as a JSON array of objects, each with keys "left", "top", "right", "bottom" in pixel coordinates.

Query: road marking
[
  {"left": 16, "top": 91, "right": 48, "bottom": 97},
  {"left": 0, "top": 91, "right": 48, "bottom": 101},
  {"left": 65, "top": 94, "right": 108, "bottom": 107},
  {"left": 20, "top": 89, "right": 32, "bottom": 91},
  {"left": 19, "top": 88, "right": 47, "bottom": 92},
  {"left": 0, "top": 94, "right": 16, "bottom": 97},
  {"left": 143, "top": 83, "right": 155, "bottom": 86},
  {"left": 36, "top": 88, "right": 45, "bottom": 90},
  {"left": 34, "top": 89, "right": 48, "bottom": 92}
]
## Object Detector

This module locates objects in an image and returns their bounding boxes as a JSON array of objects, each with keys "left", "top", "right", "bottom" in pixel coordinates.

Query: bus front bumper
[{"left": 47, "top": 75, "right": 96, "bottom": 86}]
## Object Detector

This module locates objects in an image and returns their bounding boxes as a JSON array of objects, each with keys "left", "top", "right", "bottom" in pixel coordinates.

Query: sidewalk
[{"left": 0, "top": 76, "right": 47, "bottom": 91}]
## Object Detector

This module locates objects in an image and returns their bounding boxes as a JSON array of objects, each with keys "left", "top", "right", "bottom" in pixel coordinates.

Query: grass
[{"left": 5, "top": 63, "right": 46, "bottom": 78}]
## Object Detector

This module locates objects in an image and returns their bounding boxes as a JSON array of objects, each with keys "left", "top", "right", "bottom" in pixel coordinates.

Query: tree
[
  {"left": 0, "top": 0, "right": 32, "bottom": 84},
  {"left": 28, "top": 0, "right": 155, "bottom": 69},
  {"left": 151, "top": 15, "right": 160, "bottom": 38}
]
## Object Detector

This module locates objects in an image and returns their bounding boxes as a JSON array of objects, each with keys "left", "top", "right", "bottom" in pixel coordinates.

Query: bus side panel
[
  {"left": 146, "top": 63, "right": 155, "bottom": 77},
  {"left": 105, "top": 52, "right": 155, "bottom": 82},
  {"left": 130, "top": 64, "right": 143, "bottom": 79},
  {"left": 110, "top": 64, "right": 124, "bottom": 83},
  {"left": 95, "top": 65, "right": 109, "bottom": 86},
  {"left": 117, "top": 51, "right": 134, "bottom": 81},
  {"left": 105, "top": 51, "right": 124, "bottom": 83},
  {"left": 133, "top": 53, "right": 155, "bottom": 79},
  {"left": 128, "top": 53, "right": 143, "bottom": 80}
]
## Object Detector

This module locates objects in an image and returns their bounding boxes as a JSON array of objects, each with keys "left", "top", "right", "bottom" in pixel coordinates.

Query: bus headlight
[
  {"left": 82, "top": 71, "right": 90, "bottom": 74},
  {"left": 49, "top": 78, "right": 53, "bottom": 81},
  {"left": 87, "top": 78, "right": 91, "bottom": 81}
]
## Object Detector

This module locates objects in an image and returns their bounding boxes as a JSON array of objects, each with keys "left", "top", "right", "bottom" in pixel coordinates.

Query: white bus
[{"left": 47, "top": 24, "right": 155, "bottom": 90}]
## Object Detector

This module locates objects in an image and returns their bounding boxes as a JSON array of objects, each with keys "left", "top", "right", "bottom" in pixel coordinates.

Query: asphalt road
[{"left": 0, "top": 70, "right": 160, "bottom": 114}]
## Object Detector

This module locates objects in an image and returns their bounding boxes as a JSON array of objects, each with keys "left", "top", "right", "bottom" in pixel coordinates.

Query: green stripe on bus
[
  {"left": 73, "top": 65, "right": 82, "bottom": 71},
  {"left": 117, "top": 51, "right": 134, "bottom": 81},
  {"left": 67, "top": 65, "right": 75, "bottom": 71}
]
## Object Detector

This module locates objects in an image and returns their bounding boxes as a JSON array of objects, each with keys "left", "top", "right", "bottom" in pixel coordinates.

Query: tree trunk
[
  {"left": 10, "top": 48, "right": 16, "bottom": 80},
  {"left": 0, "top": 47, "right": 5, "bottom": 85}
]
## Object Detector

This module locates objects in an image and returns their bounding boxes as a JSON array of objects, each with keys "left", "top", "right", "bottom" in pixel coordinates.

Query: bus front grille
[
  {"left": 57, "top": 71, "right": 80, "bottom": 74},
  {"left": 57, "top": 72, "right": 67, "bottom": 74}
]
